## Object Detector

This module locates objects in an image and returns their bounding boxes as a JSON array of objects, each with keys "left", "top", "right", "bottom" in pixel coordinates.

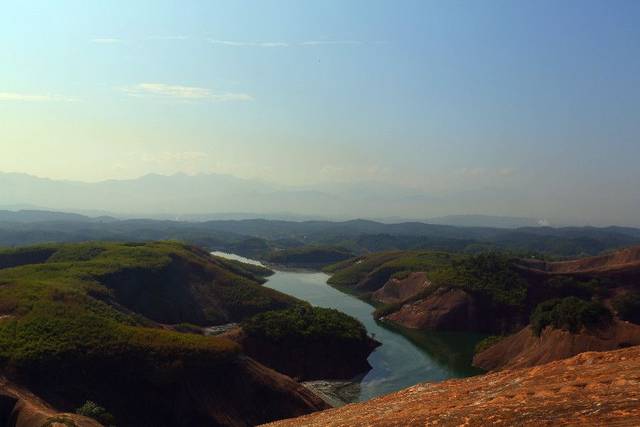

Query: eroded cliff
[{"left": 264, "top": 345, "right": 640, "bottom": 426}]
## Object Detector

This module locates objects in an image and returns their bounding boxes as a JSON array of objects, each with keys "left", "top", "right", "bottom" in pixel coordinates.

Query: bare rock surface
[
  {"left": 474, "top": 321, "right": 640, "bottom": 371},
  {"left": 0, "top": 377, "right": 101, "bottom": 427},
  {"left": 384, "top": 287, "right": 477, "bottom": 331},
  {"left": 518, "top": 245, "right": 640, "bottom": 275},
  {"left": 371, "top": 272, "right": 431, "bottom": 305},
  {"left": 263, "top": 345, "right": 640, "bottom": 427}
]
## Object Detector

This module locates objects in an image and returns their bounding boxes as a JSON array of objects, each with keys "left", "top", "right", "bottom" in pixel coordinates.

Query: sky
[{"left": 1, "top": 1, "right": 639, "bottom": 223}]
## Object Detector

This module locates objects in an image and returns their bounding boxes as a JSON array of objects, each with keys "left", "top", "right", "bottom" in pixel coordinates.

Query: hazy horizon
[{"left": 2, "top": 1, "right": 639, "bottom": 226}]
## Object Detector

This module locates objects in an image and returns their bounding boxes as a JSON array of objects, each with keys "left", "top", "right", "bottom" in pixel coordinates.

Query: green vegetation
[
  {"left": 328, "top": 251, "right": 528, "bottom": 309},
  {"left": 530, "top": 297, "right": 612, "bottom": 335},
  {"left": 212, "top": 255, "right": 274, "bottom": 282},
  {"left": 541, "top": 276, "right": 610, "bottom": 300},
  {"left": 0, "top": 245, "right": 56, "bottom": 269},
  {"left": 0, "top": 240, "right": 385, "bottom": 424},
  {"left": 173, "top": 322, "right": 204, "bottom": 334},
  {"left": 242, "top": 304, "right": 368, "bottom": 344},
  {"left": 612, "top": 292, "right": 640, "bottom": 325},
  {"left": 330, "top": 248, "right": 628, "bottom": 338},
  {"left": 444, "top": 253, "right": 529, "bottom": 308},
  {"left": 264, "top": 246, "right": 354, "bottom": 268},
  {"left": 474, "top": 335, "right": 504, "bottom": 354},
  {"left": 76, "top": 401, "right": 116, "bottom": 425},
  {"left": 0, "top": 241, "right": 306, "bottom": 406},
  {"left": 326, "top": 251, "right": 459, "bottom": 290}
]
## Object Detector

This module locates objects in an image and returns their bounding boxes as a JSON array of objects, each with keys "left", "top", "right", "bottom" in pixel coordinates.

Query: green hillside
[{"left": 0, "top": 241, "right": 305, "bottom": 425}]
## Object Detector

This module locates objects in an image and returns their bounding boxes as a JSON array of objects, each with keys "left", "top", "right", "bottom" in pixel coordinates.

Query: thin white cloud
[
  {"left": 120, "top": 83, "right": 253, "bottom": 102},
  {"left": 208, "top": 39, "right": 289, "bottom": 47},
  {"left": 208, "top": 39, "right": 364, "bottom": 48},
  {"left": 140, "top": 151, "right": 208, "bottom": 163},
  {"left": 146, "top": 35, "right": 189, "bottom": 41},
  {"left": 299, "top": 40, "right": 362, "bottom": 46},
  {"left": 0, "top": 92, "right": 75, "bottom": 102},
  {"left": 91, "top": 38, "right": 124, "bottom": 44}
]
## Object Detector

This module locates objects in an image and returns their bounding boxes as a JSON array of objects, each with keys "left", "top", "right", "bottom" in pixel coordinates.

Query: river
[{"left": 212, "top": 252, "right": 486, "bottom": 403}]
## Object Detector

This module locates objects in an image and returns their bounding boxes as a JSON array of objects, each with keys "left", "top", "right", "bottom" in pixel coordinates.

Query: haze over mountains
[{"left": 3, "top": 172, "right": 637, "bottom": 227}]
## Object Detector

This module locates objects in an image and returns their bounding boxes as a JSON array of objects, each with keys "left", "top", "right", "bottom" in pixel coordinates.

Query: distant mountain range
[
  {"left": 0, "top": 209, "right": 639, "bottom": 258},
  {"left": 0, "top": 172, "right": 571, "bottom": 227}
]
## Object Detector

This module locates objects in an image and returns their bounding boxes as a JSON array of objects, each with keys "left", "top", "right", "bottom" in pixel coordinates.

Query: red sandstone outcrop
[
  {"left": 384, "top": 287, "right": 478, "bottom": 331},
  {"left": 473, "top": 320, "right": 640, "bottom": 371},
  {"left": 0, "top": 377, "right": 101, "bottom": 427},
  {"left": 264, "top": 345, "right": 640, "bottom": 426},
  {"left": 371, "top": 272, "right": 431, "bottom": 305},
  {"left": 518, "top": 245, "right": 640, "bottom": 276}
]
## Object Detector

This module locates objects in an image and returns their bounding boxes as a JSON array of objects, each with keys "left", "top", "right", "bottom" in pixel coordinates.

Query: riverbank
[{"left": 213, "top": 252, "right": 485, "bottom": 403}]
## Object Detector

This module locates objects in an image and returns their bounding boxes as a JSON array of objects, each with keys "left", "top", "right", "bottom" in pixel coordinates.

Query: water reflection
[{"left": 212, "top": 251, "right": 486, "bottom": 402}]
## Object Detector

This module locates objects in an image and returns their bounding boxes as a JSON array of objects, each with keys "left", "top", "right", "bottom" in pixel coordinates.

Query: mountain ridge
[{"left": 3, "top": 172, "right": 637, "bottom": 227}]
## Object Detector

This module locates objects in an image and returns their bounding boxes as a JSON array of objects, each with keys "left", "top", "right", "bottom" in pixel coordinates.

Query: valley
[{"left": 214, "top": 252, "right": 485, "bottom": 403}]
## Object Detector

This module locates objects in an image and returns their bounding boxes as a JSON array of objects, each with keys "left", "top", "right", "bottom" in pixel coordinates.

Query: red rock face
[
  {"left": 384, "top": 287, "right": 478, "bottom": 330},
  {"left": 518, "top": 245, "right": 640, "bottom": 276},
  {"left": 0, "top": 377, "right": 101, "bottom": 427},
  {"left": 371, "top": 272, "right": 431, "bottom": 305},
  {"left": 473, "top": 320, "right": 640, "bottom": 372},
  {"left": 263, "top": 345, "right": 640, "bottom": 427}
]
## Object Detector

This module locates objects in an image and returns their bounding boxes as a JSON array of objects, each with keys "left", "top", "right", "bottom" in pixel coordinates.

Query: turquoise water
[{"left": 212, "top": 252, "right": 485, "bottom": 401}]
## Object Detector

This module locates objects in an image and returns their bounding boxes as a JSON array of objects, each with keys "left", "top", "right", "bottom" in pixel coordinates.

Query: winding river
[{"left": 213, "top": 252, "right": 486, "bottom": 403}]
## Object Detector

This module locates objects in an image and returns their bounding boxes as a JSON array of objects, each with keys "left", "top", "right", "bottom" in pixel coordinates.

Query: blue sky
[{"left": 1, "top": 1, "right": 639, "bottom": 222}]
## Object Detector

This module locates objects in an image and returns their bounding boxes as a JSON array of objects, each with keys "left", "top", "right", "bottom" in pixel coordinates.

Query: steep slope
[
  {"left": 332, "top": 247, "right": 640, "bottom": 337},
  {"left": 0, "top": 242, "right": 329, "bottom": 426},
  {"left": 329, "top": 251, "right": 531, "bottom": 334},
  {"left": 518, "top": 245, "right": 640, "bottom": 276},
  {"left": 225, "top": 306, "right": 380, "bottom": 381},
  {"left": 371, "top": 271, "right": 431, "bottom": 305},
  {"left": 473, "top": 321, "right": 640, "bottom": 371},
  {"left": 384, "top": 288, "right": 479, "bottom": 330},
  {"left": 0, "top": 377, "right": 101, "bottom": 427},
  {"left": 265, "top": 346, "right": 640, "bottom": 426}
]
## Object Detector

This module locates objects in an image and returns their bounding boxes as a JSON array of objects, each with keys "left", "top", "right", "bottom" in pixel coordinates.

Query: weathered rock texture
[
  {"left": 518, "top": 245, "right": 640, "bottom": 276},
  {"left": 371, "top": 272, "right": 431, "bottom": 305},
  {"left": 474, "top": 321, "right": 640, "bottom": 371},
  {"left": 384, "top": 288, "right": 479, "bottom": 331},
  {"left": 0, "top": 377, "right": 101, "bottom": 427},
  {"left": 264, "top": 345, "right": 640, "bottom": 427}
]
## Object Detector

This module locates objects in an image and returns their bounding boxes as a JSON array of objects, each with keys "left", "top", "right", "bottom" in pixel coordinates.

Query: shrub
[
  {"left": 173, "top": 322, "right": 203, "bottom": 334},
  {"left": 612, "top": 292, "right": 640, "bottom": 325},
  {"left": 474, "top": 335, "right": 504, "bottom": 354},
  {"left": 264, "top": 246, "right": 354, "bottom": 267},
  {"left": 448, "top": 252, "right": 529, "bottom": 308},
  {"left": 76, "top": 400, "right": 116, "bottom": 425},
  {"left": 530, "top": 297, "right": 612, "bottom": 336},
  {"left": 543, "top": 276, "right": 612, "bottom": 300},
  {"left": 242, "top": 305, "right": 368, "bottom": 344}
]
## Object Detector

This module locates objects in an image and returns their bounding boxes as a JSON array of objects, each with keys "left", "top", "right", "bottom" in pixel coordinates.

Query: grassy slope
[
  {"left": 325, "top": 251, "right": 462, "bottom": 290},
  {"left": 0, "top": 241, "right": 301, "bottom": 379}
]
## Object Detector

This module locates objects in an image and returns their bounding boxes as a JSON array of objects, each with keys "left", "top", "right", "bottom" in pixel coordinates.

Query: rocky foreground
[{"left": 264, "top": 345, "right": 640, "bottom": 426}]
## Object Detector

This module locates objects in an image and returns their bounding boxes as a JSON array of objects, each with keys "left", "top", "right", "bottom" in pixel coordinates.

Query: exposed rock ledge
[
  {"left": 473, "top": 320, "right": 640, "bottom": 371},
  {"left": 384, "top": 287, "right": 478, "bottom": 331},
  {"left": 0, "top": 377, "right": 101, "bottom": 427},
  {"left": 371, "top": 272, "right": 431, "bottom": 305},
  {"left": 263, "top": 345, "right": 640, "bottom": 426}
]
